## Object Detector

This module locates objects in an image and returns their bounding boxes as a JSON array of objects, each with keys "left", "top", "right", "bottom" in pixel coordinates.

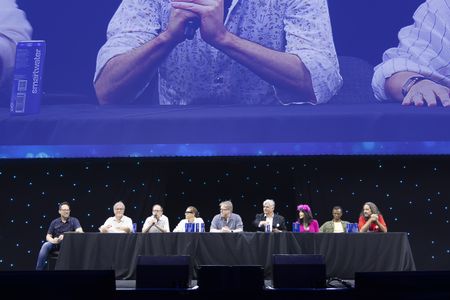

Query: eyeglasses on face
[{"left": 185, "top": 211, "right": 194, "bottom": 214}]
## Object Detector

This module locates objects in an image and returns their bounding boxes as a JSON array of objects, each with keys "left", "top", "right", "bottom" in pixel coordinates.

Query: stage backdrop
[{"left": 0, "top": 155, "right": 449, "bottom": 272}]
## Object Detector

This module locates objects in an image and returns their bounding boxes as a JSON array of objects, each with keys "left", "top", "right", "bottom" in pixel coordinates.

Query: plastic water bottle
[
  {"left": 346, "top": 223, "right": 358, "bottom": 233},
  {"left": 185, "top": 223, "right": 194, "bottom": 232},
  {"left": 265, "top": 223, "right": 271, "bottom": 233},
  {"left": 346, "top": 223, "right": 351, "bottom": 233}
]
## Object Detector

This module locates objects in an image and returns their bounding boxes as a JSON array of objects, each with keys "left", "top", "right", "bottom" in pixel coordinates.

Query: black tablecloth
[{"left": 55, "top": 232, "right": 415, "bottom": 279}]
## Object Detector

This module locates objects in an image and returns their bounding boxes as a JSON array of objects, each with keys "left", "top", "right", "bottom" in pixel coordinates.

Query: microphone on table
[{"left": 184, "top": 19, "right": 200, "bottom": 40}]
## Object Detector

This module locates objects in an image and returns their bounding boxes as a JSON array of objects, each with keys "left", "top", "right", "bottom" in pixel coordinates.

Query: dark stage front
[
  {"left": 56, "top": 232, "right": 415, "bottom": 279},
  {"left": 2, "top": 103, "right": 450, "bottom": 157}
]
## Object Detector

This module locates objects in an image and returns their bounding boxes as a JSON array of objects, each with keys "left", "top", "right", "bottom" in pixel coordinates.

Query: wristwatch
[{"left": 401, "top": 76, "right": 427, "bottom": 96}]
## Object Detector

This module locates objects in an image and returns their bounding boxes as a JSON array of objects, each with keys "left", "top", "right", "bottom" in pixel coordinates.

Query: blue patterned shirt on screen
[{"left": 95, "top": 0, "right": 342, "bottom": 105}]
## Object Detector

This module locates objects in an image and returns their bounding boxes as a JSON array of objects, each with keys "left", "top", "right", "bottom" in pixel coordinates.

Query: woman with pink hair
[{"left": 293, "top": 204, "right": 319, "bottom": 232}]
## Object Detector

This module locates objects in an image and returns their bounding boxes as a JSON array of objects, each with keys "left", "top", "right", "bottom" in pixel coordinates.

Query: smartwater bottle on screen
[
  {"left": 201, "top": 223, "right": 205, "bottom": 232},
  {"left": 265, "top": 224, "right": 271, "bottom": 233},
  {"left": 10, "top": 40, "right": 46, "bottom": 115},
  {"left": 195, "top": 223, "right": 199, "bottom": 232}
]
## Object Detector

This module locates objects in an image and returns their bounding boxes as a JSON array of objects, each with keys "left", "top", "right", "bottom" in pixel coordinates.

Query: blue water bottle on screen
[
  {"left": 201, "top": 223, "right": 205, "bottom": 232},
  {"left": 292, "top": 222, "right": 300, "bottom": 232},
  {"left": 132, "top": 223, "right": 137, "bottom": 233},
  {"left": 195, "top": 223, "right": 200, "bottom": 232},
  {"left": 265, "top": 223, "right": 271, "bottom": 233}
]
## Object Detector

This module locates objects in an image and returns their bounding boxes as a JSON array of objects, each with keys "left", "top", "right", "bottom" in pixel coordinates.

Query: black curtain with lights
[{"left": 1, "top": 155, "right": 449, "bottom": 271}]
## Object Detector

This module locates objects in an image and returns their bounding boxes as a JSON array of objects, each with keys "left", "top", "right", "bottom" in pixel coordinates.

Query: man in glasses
[
  {"left": 36, "top": 201, "right": 83, "bottom": 270},
  {"left": 142, "top": 203, "right": 170, "bottom": 233},
  {"left": 210, "top": 200, "right": 243, "bottom": 232}
]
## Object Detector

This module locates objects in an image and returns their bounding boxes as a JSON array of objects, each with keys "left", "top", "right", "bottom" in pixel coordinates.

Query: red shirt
[{"left": 358, "top": 214, "right": 387, "bottom": 232}]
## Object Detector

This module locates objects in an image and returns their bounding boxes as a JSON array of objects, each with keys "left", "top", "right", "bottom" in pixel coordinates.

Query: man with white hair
[
  {"left": 210, "top": 200, "right": 243, "bottom": 232},
  {"left": 253, "top": 199, "right": 286, "bottom": 232},
  {"left": 99, "top": 201, "right": 133, "bottom": 233}
]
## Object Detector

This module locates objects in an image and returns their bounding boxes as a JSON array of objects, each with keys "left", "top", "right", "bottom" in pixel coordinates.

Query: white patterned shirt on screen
[
  {"left": 0, "top": 0, "right": 32, "bottom": 87},
  {"left": 95, "top": 0, "right": 342, "bottom": 105}
]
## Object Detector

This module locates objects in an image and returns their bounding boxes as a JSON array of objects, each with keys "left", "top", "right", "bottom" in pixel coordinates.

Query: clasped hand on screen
[{"left": 168, "top": 0, "right": 227, "bottom": 45}]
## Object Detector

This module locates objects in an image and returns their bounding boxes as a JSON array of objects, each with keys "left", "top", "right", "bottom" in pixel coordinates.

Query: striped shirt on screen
[{"left": 372, "top": 0, "right": 450, "bottom": 100}]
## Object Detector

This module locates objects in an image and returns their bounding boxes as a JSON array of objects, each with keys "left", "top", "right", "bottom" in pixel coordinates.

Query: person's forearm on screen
[
  {"left": 385, "top": 71, "right": 450, "bottom": 106},
  {"left": 171, "top": 0, "right": 316, "bottom": 102},
  {"left": 95, "top": 8, "right": 200, "bottom": 105},
  {"left": 385, "top": 71, "right": 420, "bottom": 101},
  {"left": 95, "top": 32, "right": 176, "bottom": 105},
  {"left": 213, "top": 32, "right": 316, "bottom": 102}
]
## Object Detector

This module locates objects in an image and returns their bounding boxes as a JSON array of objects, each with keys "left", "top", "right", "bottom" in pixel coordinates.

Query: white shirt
[
  {"left": 95, "top": 0, "right": 342, "bottom": 105},
  {"left": 101, "top": 215, "right": 133, "bottom": 233},
  {"left": 333, "top": 221, "right": 344, "bottom": 233},
  {"left": 173, "top": 217, "right": 205, "bottom": 232},
  {"left": 142, "top": 215, "right": 170, "bottom": 233},
  {"left": 0, "top": 0, "right": 32, "bottom": 87},
  {"left": 372, "top": 0, "right": 450, "bottom": 100}
]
